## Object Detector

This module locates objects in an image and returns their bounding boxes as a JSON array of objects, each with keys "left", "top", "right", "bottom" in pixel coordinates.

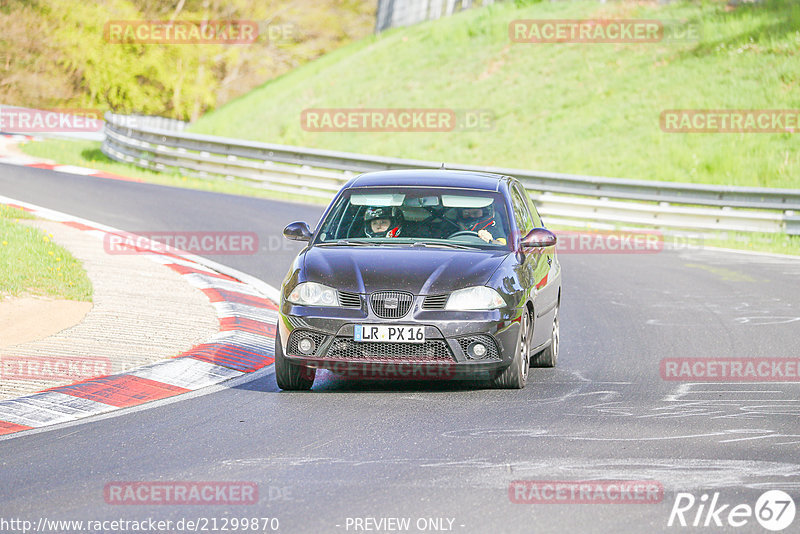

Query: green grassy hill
[{"left": 189, "top": 0, "right": 800, "bottom": 188}]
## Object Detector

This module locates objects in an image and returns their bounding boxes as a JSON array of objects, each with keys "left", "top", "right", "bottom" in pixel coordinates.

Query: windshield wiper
[
  {"left": 411, "top": 241, "right": 480, "bottom": 250},
  {"left": 316, "top": 239, "right": 374, "bottom": 246},
  {"left": 317, "top": 240, "right": 481, "bottom": 250}
]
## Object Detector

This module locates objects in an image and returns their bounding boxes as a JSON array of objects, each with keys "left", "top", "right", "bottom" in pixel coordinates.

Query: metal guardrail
[
  {"left": 102, "top": 112, "right": 800, "bottom": 235},
  {"left": 375, "top": 0, "right": 491, "bottom": 33},
  {"left": 107, "top": 114, "right": 188, "bottom": 133}
]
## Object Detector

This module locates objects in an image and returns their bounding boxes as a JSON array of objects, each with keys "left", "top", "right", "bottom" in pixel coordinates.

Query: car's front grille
[
  {"left": 370, "top": 290, "right": 413, "bottom": 319},
  {"left": 422, "top": 294, "right": 449, "bottom": 310},
  {"left": 338, "top": 290, "right": 362, "bottom": 308},
  {"left": 457, "top": 334, "right": 500, "bottom": 360},
  {"left": 326, "top": 337, "right": 454, "bottom": 362},
  {"left": 287, "top": 330, "right": 328, "bottom": 356}
]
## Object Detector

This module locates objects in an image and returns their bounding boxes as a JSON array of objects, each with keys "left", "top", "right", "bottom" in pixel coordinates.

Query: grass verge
[
  {"left": 693, "top": 231, "right": 800, "bottom": 257},
  {"left": 0, "top": 205, "right": 93, "bottom": 301},
  {"left": 548, "top": 223, "right": 800, "bottom": 257}
]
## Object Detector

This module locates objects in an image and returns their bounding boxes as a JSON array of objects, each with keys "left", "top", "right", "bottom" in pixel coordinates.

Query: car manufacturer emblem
[{"left": 384, "top": 296, "right": 399, "bottom": 309}]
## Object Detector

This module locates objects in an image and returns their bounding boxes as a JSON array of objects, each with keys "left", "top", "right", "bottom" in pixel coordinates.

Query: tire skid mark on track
[
  {"left": 219, "top": 456, "right": 800, "bottom": 492},
  {"left": 574, "top": 382, "right": 800, "bottom": 422},
  {"left": 426, "top": 373, "right": 800, "bottom": 446},
  {"left": 0, "top": 196, "right": 278, "bottom": 437}
]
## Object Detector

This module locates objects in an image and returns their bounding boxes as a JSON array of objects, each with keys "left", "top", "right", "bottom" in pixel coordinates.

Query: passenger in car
[{"left": 364, "top": 206, "right": 404, "bottom": 238}]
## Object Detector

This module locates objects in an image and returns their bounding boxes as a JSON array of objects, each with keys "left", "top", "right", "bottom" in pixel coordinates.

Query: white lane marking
[
  {"left": 207, "top": 330, "right": 275, "bottom": 347},
  {"left": 212, "top": 301, "right": 279, "bottom": 322},
  {"left": 0, "top": 365, "right": 276, "bottom": 442},
  {"left": 145, "top": 253, "right": 219, "bottom": 272},
  {"left": 0, "top": 156, "right": 40, "bottom": 165},
  {"left": 130, "top": 358, "right": 243, "bottom": 390},
  {"left": 182, "top": 272, "right": 267, "bottom": 297},
  {"left": 52, "top": 165, "right": 97, "bottom": 176},
  {"left": 197, "top": 259, "right": 281, "bottom": 303},
  {"left": 0, "top": 392, "right": 117, "bottom": 427}
]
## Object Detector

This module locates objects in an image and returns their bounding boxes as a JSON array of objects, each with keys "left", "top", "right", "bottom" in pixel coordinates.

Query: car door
[
  {"left": 518, "top": 182, "right": 559, "bottom": 345},
  {"left": 508, "top": 183, "right": 537, "bottom": 321}
]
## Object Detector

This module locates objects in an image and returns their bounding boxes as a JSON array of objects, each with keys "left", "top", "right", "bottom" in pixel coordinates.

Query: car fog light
[
  {"left": 468, "top": 342, "right": 487, "bottom": 359},
  {"left": 298, "top": 337, "right": 315, "bottom": 354}
]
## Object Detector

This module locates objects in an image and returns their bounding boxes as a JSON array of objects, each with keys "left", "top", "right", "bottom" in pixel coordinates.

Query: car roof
[{"left": 348, "top": 169, "right": 508, "bottom": 192}]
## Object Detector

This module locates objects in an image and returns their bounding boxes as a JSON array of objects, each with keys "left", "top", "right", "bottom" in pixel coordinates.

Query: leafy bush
[{"left": 0, "top": 0, "right": 376, "bottom": 120}]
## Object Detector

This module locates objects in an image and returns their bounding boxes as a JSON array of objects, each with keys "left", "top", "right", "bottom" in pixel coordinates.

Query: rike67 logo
[{"left": 668, "top": 490, "right": 796, "bottom": 531}]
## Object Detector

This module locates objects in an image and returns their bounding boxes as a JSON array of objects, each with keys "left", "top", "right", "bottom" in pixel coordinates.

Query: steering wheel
[{"left": 448, "top": 230, "right": 482, "bottom": 239}]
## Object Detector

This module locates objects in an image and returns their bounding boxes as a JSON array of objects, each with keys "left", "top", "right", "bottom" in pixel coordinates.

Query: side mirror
[
  {"left": 521, "top": 228, "right": 557, "bottom": 249},
  {"left": 283, "top": 221, "right": 312, "bottom": 242}
]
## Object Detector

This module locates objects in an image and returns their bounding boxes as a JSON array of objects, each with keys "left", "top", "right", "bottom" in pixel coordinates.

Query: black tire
[
  {"left": 491, "top": 309, "right": 531, "bottom": 389},
  {"left": 531, "top": 305, "right": 558, "bottom": 368},
  {"left": 274, "top": 328, "right": 315, "bottom": 391}
]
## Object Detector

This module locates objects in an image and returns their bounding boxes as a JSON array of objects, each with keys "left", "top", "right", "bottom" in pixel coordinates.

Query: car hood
[{"left": 302, "top": 245, "right": 509, "bottom": 295}]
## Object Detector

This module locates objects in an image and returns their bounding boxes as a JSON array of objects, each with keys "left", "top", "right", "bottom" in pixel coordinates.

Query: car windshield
[{"left": 314, "top": 187, "right": 511, "bottom": 249}]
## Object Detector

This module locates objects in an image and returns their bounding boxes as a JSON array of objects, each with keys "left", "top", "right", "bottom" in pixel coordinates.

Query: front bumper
[{"left": 278, "top": 297, "right": 521, "bottom": 381}]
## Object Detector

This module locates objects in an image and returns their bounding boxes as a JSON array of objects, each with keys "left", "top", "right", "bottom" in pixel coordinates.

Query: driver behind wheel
[
  {"left": 455, "top": 204, "right": 506, "bottom": 244},
  {"left": 364, "top": 206, "right": 403, "bottom": 238}
]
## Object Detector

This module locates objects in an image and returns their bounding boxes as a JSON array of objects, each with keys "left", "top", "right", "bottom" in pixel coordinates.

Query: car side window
[
  {"left": 510, "top": 186, "right": 533, "bottom": 235},
  {"left": 518, "top": 184, "right": 543, "bottom": 227}
]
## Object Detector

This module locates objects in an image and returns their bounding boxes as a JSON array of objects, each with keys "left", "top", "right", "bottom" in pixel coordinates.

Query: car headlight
[
  {"left": 445, "top": 286, "right": 505, "bottom": 311},
  {"left": 287, "top": 282, "right": 339, "bottom": 307}
]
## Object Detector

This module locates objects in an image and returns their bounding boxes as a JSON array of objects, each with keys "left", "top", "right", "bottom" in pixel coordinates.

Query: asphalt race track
[{"left": 2, "top": 163, "right": 799, "bottom": 533}]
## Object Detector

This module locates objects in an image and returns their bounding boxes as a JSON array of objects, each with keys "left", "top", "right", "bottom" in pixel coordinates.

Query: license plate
[{"left": 354, "top": 325, "right": 425, "bottom": 343}]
